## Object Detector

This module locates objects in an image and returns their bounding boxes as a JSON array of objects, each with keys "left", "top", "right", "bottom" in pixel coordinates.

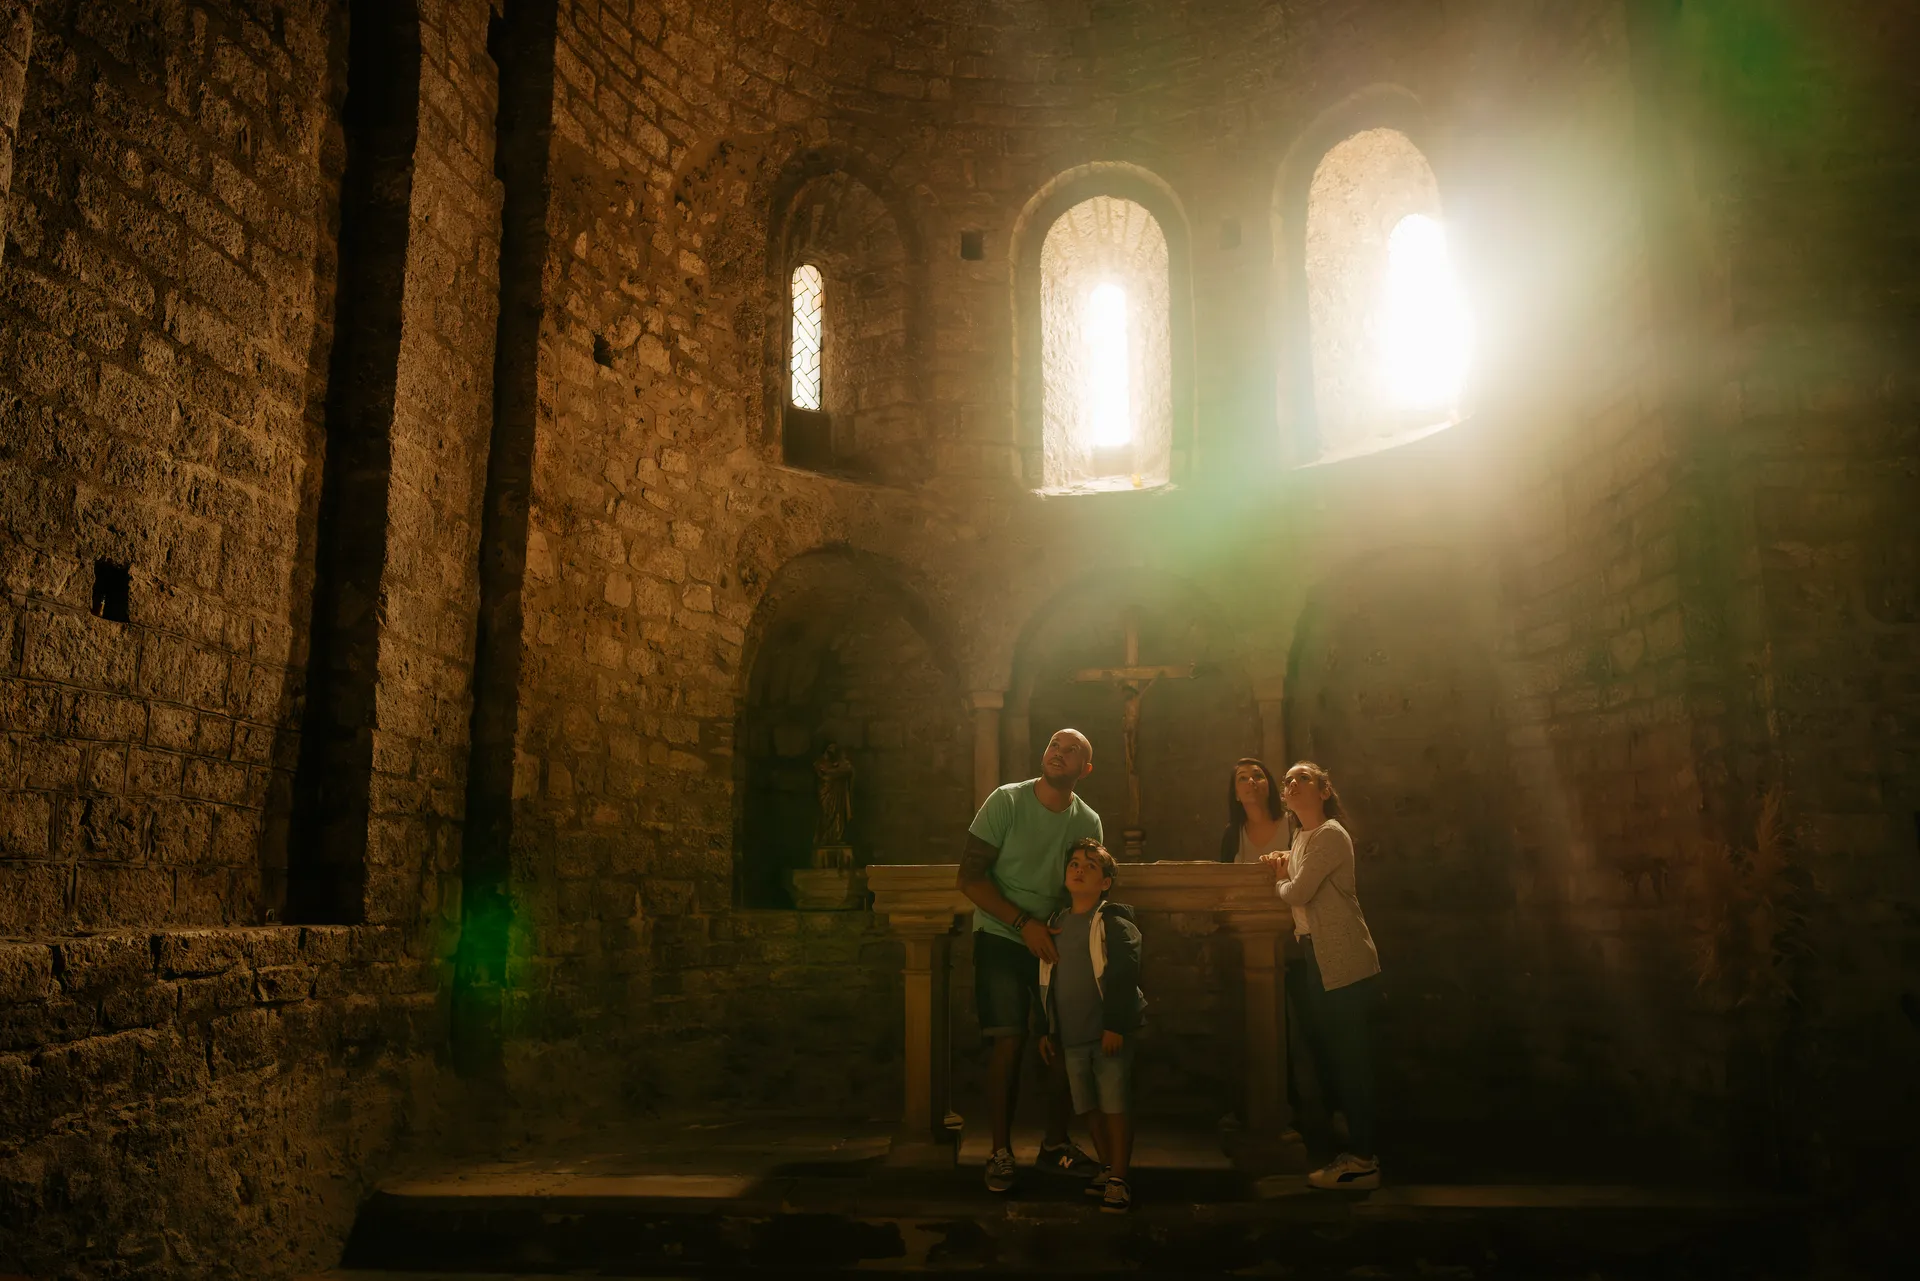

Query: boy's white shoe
[
  {"left": 1307, "top": 1152, "right": 1380, "bottom": 1190},
  {"left": 1084, "top": 1164, "right": 1112, "bottom": 1197}
]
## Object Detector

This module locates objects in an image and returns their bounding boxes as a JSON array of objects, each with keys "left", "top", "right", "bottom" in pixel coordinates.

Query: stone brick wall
[
  {"left": 1, "top": 1, "right": 495, "bottom": 1274},
  {"left": 0, "top": 0, "right": 32, "bottom": 266},
  {"left": 1, "top": 0, "right": 1914, "bottom": 1273},
  {"left": 1654, "top": 0, "right": 1920, "bottom": 1212},
  {"left": 0, "top": 0, "right": 346, "bottom": 932},
  {"left": 489, "top": 0, "right": 1743, "bottom": 1152},
  {"left": 0, "top": 924, "right": 440, "bottom": 1277}
]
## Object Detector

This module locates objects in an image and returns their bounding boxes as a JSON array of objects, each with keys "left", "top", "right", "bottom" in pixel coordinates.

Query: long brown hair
[
  {"left": 1286, "top": 760, "right": 1345, "bottom": 821},
  {"left": 1226, "top": 757, "right": 1284, "bottom": 829}
]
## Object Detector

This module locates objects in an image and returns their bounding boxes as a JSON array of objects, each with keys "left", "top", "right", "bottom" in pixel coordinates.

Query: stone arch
[
  {"left": 1012, "top": 163, "right": 1197, "bottom": 492},
  {"left": 761, "top": 146, "right": 929, "bottom": 482},
  {"left": 1281, "top": 546, "right": 1533, "bottom": 1154},
  {"left": 734, "top": 548, "right": 969, "bottom": 907},
  {"left": 1003, "top": 570, "right": 1256, "bottom": 862},
  {"left": 1274, "top": 87, "right": 1466, "bottom": 464}
]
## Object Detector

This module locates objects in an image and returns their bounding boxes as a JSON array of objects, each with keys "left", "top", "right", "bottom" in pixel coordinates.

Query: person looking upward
[
  {"left": 1219, "top": 757, "right": 1291, "bottom": 864},
  {"left": 957, "top": 728, "right": 1106, "bottom": 1194},
  {"left": 1262, "top": 761, "right": 1383, "bottom": 1191}
]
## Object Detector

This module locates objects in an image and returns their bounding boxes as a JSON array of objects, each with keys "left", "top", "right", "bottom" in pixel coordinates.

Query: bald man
[{"left": 958, "top": 728, "right": 1105, "bottom": 1193}]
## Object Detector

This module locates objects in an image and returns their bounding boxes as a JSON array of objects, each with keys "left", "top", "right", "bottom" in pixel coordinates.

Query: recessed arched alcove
[
  {"left": 1002, "top": 572, "right": 1258, "bottom": 1120},
  {"left": 1012, "top": 163, "right": 1197, "bottom": 493},
  {"left": 735, "top": 550, "right": 970, "bottom": 908},
  {"left": 763, "top": 150, "right": 926, "bottom": 482},
  {"left": 1283, "top": 551, "right": 1536, "bottom": 1165}
]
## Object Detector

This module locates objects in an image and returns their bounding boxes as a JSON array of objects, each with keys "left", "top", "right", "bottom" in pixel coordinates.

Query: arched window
[
  {"left": 1036, "top": 196, "right": 1174, "bottom": 491},
  {"left": 766, "top": 159, "right": 922, "bottom": 480},
  {"left": 789, "top": 263, "right": 824, "bottom": 410},
  {"left": 1301, "top": 128, "right": 1471, "bottom": 459},
  {"left": 1013, "top": 165, "right": 1192, "bottom": 493}
]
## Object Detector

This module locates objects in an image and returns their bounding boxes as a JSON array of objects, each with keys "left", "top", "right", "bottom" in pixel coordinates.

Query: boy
[{"left": 1038, "top": 838, "right": 1147, "bottom": 1214}]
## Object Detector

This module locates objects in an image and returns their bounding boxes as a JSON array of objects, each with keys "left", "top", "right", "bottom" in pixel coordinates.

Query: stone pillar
[
  {"left": 0, "top": 1, "right": 37, "bottom": 268},
  {"left": 968, "top": 690, "right": 1004, "bottom": 806},
  {"left": 886, "top": 912, "right": 961, "bottom": 1166},
  {"left": 1257, "top": 694, "right": 1287, "bottom": 772},
  {"left": 1226, "top": 913, "right": 1293, "bottom": 1141}
]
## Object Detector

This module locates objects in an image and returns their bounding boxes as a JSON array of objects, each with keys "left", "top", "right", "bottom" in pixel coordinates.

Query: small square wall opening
[
  {"left": 92, "top": 560, "right": 130, "bottom": 623},
  {"left": 960, "top": 230, "right": 985, "bottom": 261}
]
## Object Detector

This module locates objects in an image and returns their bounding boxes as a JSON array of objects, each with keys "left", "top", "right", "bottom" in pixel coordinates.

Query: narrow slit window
[
  {"left": 1085, "top": 282, "right": 1131, "bottom": 447},
  {"left": 1383, "top": 213, "right": 1471, "bottom": 412},
  {"left": 1038, "top": 195, "right": 1173, "bottom": 491},
  {"left": 790, "top": 263, "right": 824, "bottom": 411}
]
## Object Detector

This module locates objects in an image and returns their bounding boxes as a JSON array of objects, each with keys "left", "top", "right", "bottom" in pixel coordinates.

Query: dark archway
[
  {"left": 735, "top": 550, "right": 969, "bottom": 907},
  {"left": 1284, "top": 550, "right": 1533, "bottom": 1171},
  {"left": 1004, "top": 571, "right": 1256, "bottom": 1119}
]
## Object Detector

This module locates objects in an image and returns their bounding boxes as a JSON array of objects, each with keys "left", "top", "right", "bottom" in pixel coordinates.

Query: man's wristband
[{"left": 1010, "top": 910, "right": 1030, "bottom": 931}]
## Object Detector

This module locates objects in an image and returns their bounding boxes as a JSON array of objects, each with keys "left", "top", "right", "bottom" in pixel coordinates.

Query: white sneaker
[
  {"left": 1307, "top": 1152, "right": 1380, "bottom": 1190},
  {"left": 984, "top": 1146, "right": 1017, "bottom": 1194}
]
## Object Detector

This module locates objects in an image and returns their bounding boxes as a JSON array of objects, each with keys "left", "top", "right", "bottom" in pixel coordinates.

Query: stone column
[
  {"left": 886, "top": 912, "right": 961, "bottom": 1166},
  {"left": 968, "top": 690, "right": 1004, "bottom": 806},
  {"left": 1225, "top": 912, "right": 1294, "bottom": 1141},
  {"left": 0, "top": 1, "right": 37, "bottom": 268},
  {"left": 1257, "top": 694, "right": 1287, "bottom": 772}
]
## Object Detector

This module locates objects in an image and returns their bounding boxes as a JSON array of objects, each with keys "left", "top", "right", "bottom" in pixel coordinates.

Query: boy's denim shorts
[{"left": 1062, "top": 1040, "right": 1134, "bottom": 1115}]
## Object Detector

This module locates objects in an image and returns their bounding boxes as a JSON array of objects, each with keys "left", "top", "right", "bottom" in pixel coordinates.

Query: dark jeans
[{"left": 1287, "top": 939, "right": 1379, "bottom": 1159}]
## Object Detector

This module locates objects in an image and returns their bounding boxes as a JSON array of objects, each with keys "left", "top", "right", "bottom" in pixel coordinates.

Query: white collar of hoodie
[{"left": 1038, "top": 902, "right": 1108, "bottom": 992}]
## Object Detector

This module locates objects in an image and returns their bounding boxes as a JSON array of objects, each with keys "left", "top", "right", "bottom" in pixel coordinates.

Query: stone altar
[{"left": 867, "top": 861, "right": 1299, "bottom": 1168}]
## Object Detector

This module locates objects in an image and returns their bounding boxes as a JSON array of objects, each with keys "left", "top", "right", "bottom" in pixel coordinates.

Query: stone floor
[{"left": 307, "top": 1115, "right": 1806, "bottom": 1278}]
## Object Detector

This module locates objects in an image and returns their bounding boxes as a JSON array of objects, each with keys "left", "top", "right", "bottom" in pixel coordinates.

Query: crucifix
[{"left": 1070, "top": 613, "right": 1196, "bottom": 860}]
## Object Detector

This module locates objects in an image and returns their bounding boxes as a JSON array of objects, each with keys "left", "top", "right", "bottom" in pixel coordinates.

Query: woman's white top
[{"left": 1237, "top": 822, "right": 1307, "bottom": 937}]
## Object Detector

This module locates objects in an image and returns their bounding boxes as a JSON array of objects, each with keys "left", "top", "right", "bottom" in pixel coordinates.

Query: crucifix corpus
[{"left": 1070, "top": 614, "right": 1195, "bottom": 860}]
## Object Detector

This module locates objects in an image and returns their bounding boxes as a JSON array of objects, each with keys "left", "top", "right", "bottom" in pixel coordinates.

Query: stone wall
[
  {"left": 484, "top": 0, "right": 1738, "bottom": 1151},
  {"left": 0, "top": 0, "right": 497, "bottom": 1274},
  {"left": 1, "top": 0, "right": 1916, "bottom": 1274},
  {"left": 0, "top": 924, "right": 440, "bottom": 1278}
]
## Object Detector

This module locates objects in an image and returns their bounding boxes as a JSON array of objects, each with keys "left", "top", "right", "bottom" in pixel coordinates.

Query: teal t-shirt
[{"left": 968, "top": 780, "right": 1103, "bottom": 943}]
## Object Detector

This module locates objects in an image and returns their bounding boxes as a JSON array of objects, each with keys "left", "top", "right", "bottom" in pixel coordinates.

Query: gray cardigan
[{"left": 1276, "top": 819, "right": 1381, "bottom": 991}]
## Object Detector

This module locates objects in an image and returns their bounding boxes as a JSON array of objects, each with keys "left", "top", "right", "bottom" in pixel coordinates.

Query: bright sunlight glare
[
  {"left": 1382, "top": 214, "right": 1472, "bottom": 412},
  {"left": 1084, "top": 281, "right": 1131, "bottom": 447}
]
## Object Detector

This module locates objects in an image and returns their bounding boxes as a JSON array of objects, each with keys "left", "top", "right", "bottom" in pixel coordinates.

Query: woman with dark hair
[
  {"left": 1217, "top": 757, "right": 1290, "bottom": 864},
  {"left": 1262, "top": 761, "right": 1382, "bottom": 1190}
]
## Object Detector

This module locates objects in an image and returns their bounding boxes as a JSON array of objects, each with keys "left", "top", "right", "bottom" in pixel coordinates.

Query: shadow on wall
[
  {"left": 735, "top": 549, "right": 970, "bottom": 907},
  {"left": 1284, "top": 551, "right": 1561, "bottom": 1170}
]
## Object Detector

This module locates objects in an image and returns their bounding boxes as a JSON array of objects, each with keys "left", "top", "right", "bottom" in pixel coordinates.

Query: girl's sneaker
[
  {"left": 1084, "top": 1165, "right": 1112, "bottom": 1197},
  {"left": 1100, "top": 1175, "right": 1132, "bottom": 1214},
  {"left": 1306, "top": 1152, "right": 1380, "bottom": 1190}
]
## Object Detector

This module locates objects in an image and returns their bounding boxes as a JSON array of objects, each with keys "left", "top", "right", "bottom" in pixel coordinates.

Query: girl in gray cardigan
[{"left": 1264, "top": 761, "right": 1383, "bottom": 1190}]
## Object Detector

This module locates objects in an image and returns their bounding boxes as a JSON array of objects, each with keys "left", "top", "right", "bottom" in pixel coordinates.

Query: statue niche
[
  {"left": 735, "top": 550, "right": 972, "bottom": 910},
  {"left": 789, "top": 742, "right": 862, "bottom": 910}
]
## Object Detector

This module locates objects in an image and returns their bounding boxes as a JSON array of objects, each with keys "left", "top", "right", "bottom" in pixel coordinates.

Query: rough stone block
[
  {"left": 176, "top": 969, "right": 254, "bottom": 1020},
  {"left": 253, "top": 965, "right": 313, "bottom": 1004},
  {"left": 55, "top": 933, "right": 153, "bottom": 992},
  {"left": 210, "top": 1007, "right": 276, "bottom": 1074},
  {"left": 101, "top": 980, "right": 179, "bottom": 1030},
  {"left": 0, "top": 941, "right": 55, "bottom": 1002},
  {"left": 155, "top": 929, "right": 250, "bottom": 976}
]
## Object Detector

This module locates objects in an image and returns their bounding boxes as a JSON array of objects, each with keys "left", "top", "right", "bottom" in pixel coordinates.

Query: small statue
[
  {"left": 813, "top": 742, "right": 855, "bottom": 852},
  {"left": 791, "top": 742, "right": 860, "bottom": 907}
]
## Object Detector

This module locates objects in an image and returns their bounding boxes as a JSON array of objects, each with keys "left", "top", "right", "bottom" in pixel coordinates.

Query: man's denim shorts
[
  {"left": 1062, "top": 1040, "right": 1134, "bottom": 1114},
  {"left": 973, "top": 930, "right": 1039, "bottom": 1037}
]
